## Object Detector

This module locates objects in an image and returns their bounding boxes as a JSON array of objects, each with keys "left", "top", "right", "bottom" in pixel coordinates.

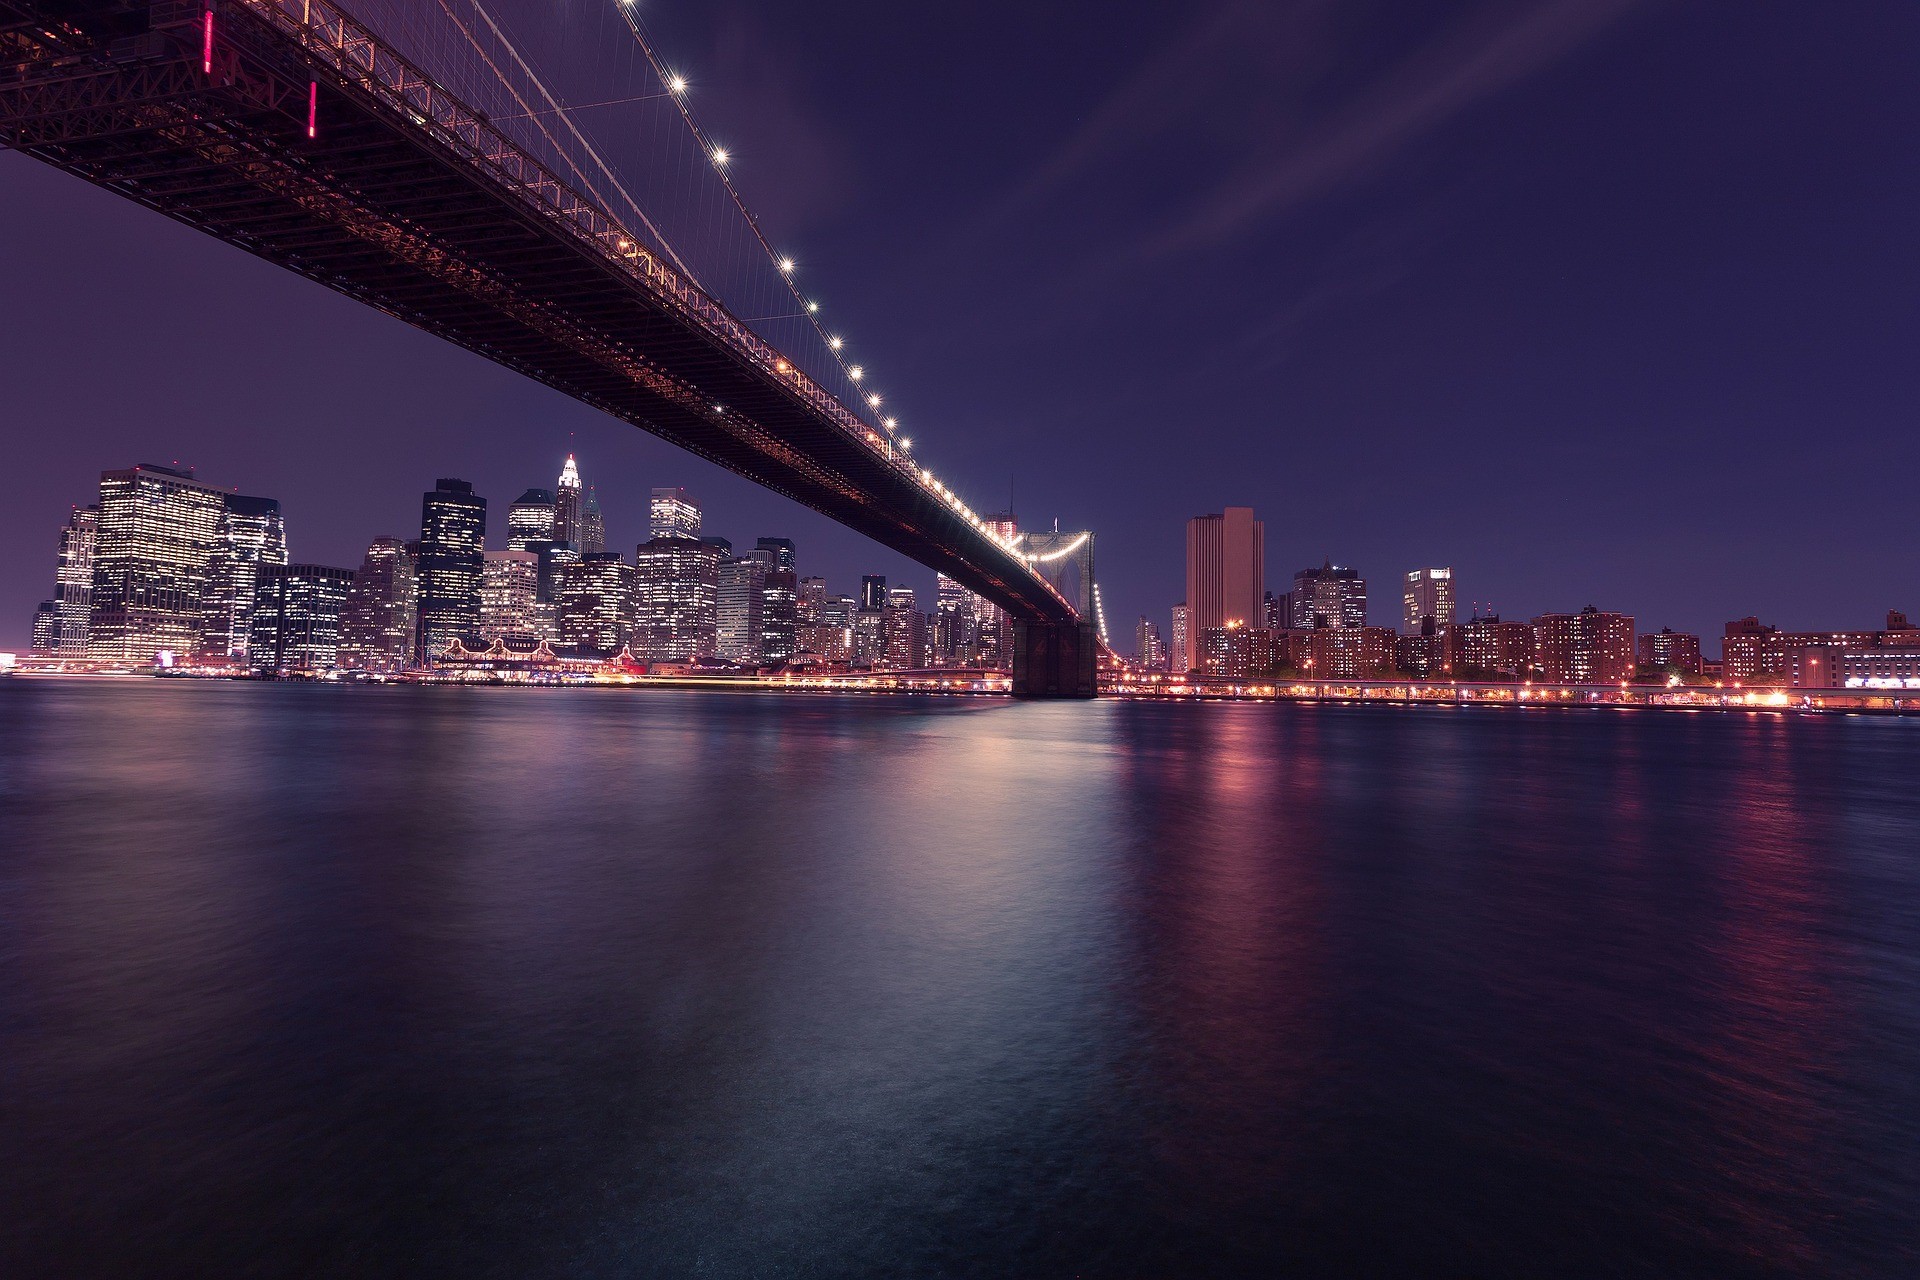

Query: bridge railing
[{"left": 223, "top": 0, "right": 1069, "bottom": 616}]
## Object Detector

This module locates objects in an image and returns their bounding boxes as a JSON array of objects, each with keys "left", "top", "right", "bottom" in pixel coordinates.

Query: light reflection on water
[{"left": 2, "top": 681, "right": 1918, "bottom": 1277}]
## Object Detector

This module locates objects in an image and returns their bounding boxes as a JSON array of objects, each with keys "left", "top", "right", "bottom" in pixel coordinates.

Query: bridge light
[
  {"left": 806, "top": 301, "right": 819, "bottom": 313},
  {"left": 778, "top": 257, "right": 795, "bottom": 273},
  {"left": 883, "top": 417, "right": 897, "bottom": 430},
  {"left": 711, "top": 147, "right": 730, "bottom": 166},
  {"left": 828, "top": 336, "right": 842, "bottom": 350},
  {"left": 900, "top": 438, "right": 912, "bottom": 450},
  {"left": 866, "top": 393, "right": 881, "bottom": 408},
  {"left": 668, "top": 75, "right": 688, "bottom": 94},
  {"left": 849, "top": 365, "right": 863, "bottom": 381}
]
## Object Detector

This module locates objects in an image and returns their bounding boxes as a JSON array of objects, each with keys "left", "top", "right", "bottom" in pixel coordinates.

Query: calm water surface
[{"left": 2, "top": 680, "right": 1918, "bottom": 1277}]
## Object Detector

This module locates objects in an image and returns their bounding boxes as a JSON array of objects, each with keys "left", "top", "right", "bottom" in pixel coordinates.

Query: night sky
[{"left": 4, "top": 0, "right": 1918, "bottom": 653}]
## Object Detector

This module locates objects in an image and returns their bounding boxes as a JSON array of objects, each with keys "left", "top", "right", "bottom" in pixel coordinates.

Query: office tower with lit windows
[
  {"left": 1289, "top": 561, "right": 1367, "bottom": 629},
  {"left": 553, "top": 553, "right": 637, "bottom": 654},
  {"left": 553, "top": 455, "right": 583, "bottom": 548},
  {"left": 933, "top": 574, "right": 974, "bottom": 666},
  {"left": 506, "top": 488, "right": 556, "bottom": 550},
  {"left": 87, "top": 462, "right": 228, "bottom": 663},
  {"left": 1186, "top": 508, "right": 1264, "bottom": 639},
  {"left": 1171, "top": 602, "right": 1189, "bottom": 673},
  {"left": 30, "top": 601, "right": 57, "bottom": 654},
  {"left": 249, "top": 564, "right": 353, "bottom": 673},
  {"left": 51, "top": 503, "right": 97, "bottom": 655},
  {"left": 1402, "top": 567, "right": 1455, "bottom": 636},
  {"left": 416, "top": 478, "right": 486, "bottom": 660},
  {"left": 717, "top": 554, "right": 769, "bottom": 662},
  {"left": 818, "top": 593, "right": 857, "bottom": 663},
  {"left": 884, "top": 583, "right": 926, "bottom": 668},
  {"left": 580, "top": 486, "right": 607, "bottom": 555},
  {"left": 649, "top": 486, "right": 701, "bottom": 541},
  {"left": 795, "top": 575, "right": 827, "bottom": 656},
  {"left": 1531, "top": 607, "right": 1636, "bottom": 683},
  {"left": 634, "top": 535, "right": 720, "bottom": 661},
  {"left": 197, "top": 493, "right": 287, "bottom": 662},
  {"left": 338, "top": 536, "right": 417, "bottom": 672},
  {"left": 751, "top": 538, "right": 798, "bottom": 664},
  {"left": 1136, "top": 616, "right": 1166, "bottom": 669},
  {"left": 481, "top": 550, "right": 541, "bottom": 642}
]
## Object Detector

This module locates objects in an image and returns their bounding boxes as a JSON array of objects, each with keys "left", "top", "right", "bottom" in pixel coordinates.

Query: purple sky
[{"left": 5, "top": 0, "right": 1919, "bottom": 653}]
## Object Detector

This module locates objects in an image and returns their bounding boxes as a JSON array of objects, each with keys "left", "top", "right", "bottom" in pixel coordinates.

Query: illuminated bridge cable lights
[
  {"left": 8, "top": 0, "right": 1083, "bottom": 634},
  {"left": 600, "top": 0, "right": 920, "bottom": 453}
]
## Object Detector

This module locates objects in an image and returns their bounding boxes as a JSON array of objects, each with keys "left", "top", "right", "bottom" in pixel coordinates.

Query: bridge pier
[{"left": 1011, "top": 621, "right": 1099, "bottom": 699}]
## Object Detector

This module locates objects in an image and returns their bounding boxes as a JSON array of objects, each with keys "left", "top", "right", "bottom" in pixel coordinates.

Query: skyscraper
[
  {"left": 755, "top": 539, "right": 798, "bottom": 662},
  {"left": 1186, "top": 507, "right": 1264, "bottom": 636},
  {"left": 717, "top": 554, "right": 769, "bottom": 662},
  {"left": 933, "top": 574, "right": 974, "bottom": 666},
  {"left": 338, "top": 536, "right": 417, "bottom": 672},
  {"left": 51, "top": 504, "right": 96, "bottom": 656},
  {"left": 818, "top": 593, "right": 857, "bottom": 664},
  {"left": 579, "top": 486, "right": 607, "bottom": 555},
  {"left": 249, "top": 564, "right": 353, "bottom": 673},
  {"left": 416, "top": 478, "right": 486, "bottom": 661},
  {"left": 1135, "top": 617, "right": 1166, "bottom": 669},
  {"left": 1402, "top": 567, "right": 1456, "bottom": 635},
  {"left": 1290, "top": 561, "right": 1367, "bottom": 629},
  {"left": 553, "top": 455, "right": 583, "bottom": 548},
  {"left": 87, "top": 462, "right": 228, "bottom": 663},
  {"left": 634, "top": 535, "right": 719, "bottom": 661},
  {"left": 649, "top": 486, "right": 701, "bottom": 541},
  {"left": 884, "top": 583, "right": 926, "bottom": 668},
  {"left": 30, "top": 601, "right": 57, "bottom": 655},
  {"left": 480, "top": 550, "right": 541, "bottom": 642},
  {"left": 554, "top": 553, "right": 636, "bottom": 654},
  {"left": 1171, "top": 602, "right": 1189, "bottom": 673},
  {"left": 197, "top": 493, "right": 287, "bottom": 662},
  {"left": 506, "top": 488, "right": 556, "bottom": 550}
]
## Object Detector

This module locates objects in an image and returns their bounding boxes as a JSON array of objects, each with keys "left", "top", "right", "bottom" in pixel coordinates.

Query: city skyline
[{"left": 6, "top": 3, "right": 1919, "bottom": 651}]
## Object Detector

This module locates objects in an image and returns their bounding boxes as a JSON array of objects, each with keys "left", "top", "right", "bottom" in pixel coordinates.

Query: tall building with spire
[{"left": 553, "top": 454, "right": 583, "bottom": 548}]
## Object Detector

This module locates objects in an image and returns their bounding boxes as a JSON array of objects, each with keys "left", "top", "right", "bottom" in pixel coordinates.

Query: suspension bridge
[{"left": 0, "top": 0, "right": 1100, "bottom": 695}]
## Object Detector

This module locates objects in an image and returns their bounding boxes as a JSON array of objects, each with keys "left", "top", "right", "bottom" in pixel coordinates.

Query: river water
[{"left": 2, "top": 680, "right": 1917, "bottom": 1277}]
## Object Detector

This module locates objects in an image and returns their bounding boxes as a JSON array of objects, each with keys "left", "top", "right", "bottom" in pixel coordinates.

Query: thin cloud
[{"left": 1143, "top": 0, "right": 1648, "bottom": 256}]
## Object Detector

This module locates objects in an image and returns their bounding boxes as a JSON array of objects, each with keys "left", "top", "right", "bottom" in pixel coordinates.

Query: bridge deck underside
[{"left": 1, "top": 0, "right": 1075, "bottom": 624}]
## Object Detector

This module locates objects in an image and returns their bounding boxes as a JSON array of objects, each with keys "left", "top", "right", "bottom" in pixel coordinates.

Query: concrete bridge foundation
[{"left": 1011, "top": 621, "right": 1099, "bottom": 699}]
